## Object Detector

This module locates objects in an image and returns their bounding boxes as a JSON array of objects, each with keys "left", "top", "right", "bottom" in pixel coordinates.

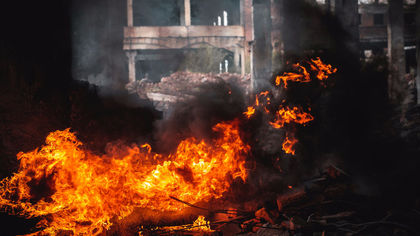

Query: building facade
[{"left": 123, "top": 0, "right": 254, "bottom": 83}]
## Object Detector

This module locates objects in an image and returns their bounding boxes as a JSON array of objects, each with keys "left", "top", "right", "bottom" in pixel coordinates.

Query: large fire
[
  {"left": 0, "top": 120, "right": 249, "bottom": 235},
  {"left": 0, "top": 57, "right": 336, "bottom": 235}
]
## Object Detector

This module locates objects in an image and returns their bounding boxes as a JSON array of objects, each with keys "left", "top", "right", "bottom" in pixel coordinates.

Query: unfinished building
[{"left": 123, "top": 0, "right": 254, "bottom": 83}]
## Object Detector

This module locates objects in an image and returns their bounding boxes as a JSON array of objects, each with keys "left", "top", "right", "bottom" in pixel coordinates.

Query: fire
[
  {"left": 0, "top": 121, "right": 249, "bottom": 235},
  {"left": 191, "top": 215, "right": 213, "bottom": 232},
  {"left": 275, "top": 63, "right": 310, "bottom": 88},
  {"left": 139, "top": 215, "right": 213, "bottom": 235},
  {"left": 269, "top": 106, "right": 314, "bottom": 129},
  {"left": 282, "top": 136, "right": 299, "bottom": 155},
  {"left": 244, "top": 91, "right": 271, "bottom": 119},
  {"left": 275, "top": 58, "right": 336, "bottom": 88},
  {"left": 246, "top": 58, "right": 336, "bottom": 155},
  {"left": 244, "top": 106, "right": 256, "bottom": 118},
  {"left": 310, "top": 57, "right": 338, "bottom": 81}
]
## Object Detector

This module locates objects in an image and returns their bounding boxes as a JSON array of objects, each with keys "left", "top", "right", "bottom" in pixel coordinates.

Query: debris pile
[
  {"left": 126, "top": 72, "right": 251, "bottom": 111},
  {"left": 138, "top": 165, "right": 420, "bottom": 235}
]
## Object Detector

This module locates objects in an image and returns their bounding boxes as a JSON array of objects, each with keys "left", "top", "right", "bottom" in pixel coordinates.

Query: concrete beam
[
  {"left": 123, "top": 36, "right": 244, "bottom": 50},
  {"left": 124, "top": 26, "right": 245, "bottom": 38}
]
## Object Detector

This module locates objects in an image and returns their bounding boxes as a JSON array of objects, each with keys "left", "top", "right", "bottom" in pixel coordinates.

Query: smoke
[
  {"left": 272, "top": 1, "right": 420, "bottom": 206},
  {"left": 154, "top": 80, "right": 246, "bottom": 154},
  {"left": 71, "top": 0, "right": 126, "bottom": 88}
]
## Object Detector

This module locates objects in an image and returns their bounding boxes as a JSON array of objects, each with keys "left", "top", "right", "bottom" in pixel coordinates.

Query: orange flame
[
  {"left": 275, "top": 63, "right": 310, "bottom": 88},
  {"left": 191, "top": 215, "right": 213, "bottom": 232},
  {"left": 309, "top": 57, "right": 338, "bottom": 81},
  {"left": 139, "top": 215, "right": 213, "bottom": 235},
  {"left": 0, "top": 121, "right": 248, "bottom": 235},
  {"left": 269, "top": 106, "right": 314, "bottom": 129},
  {"left": 244, "top": 91, "right": 271, "bottom": 119},
  {"left": 275, "top": 58, "right": 336, "bottom": 88},
  {"left": 282, "top": 136, "right": 299, "bottom": 155},
  {"left": 244, "top": 106, "right": 256, "bottom": 119}
]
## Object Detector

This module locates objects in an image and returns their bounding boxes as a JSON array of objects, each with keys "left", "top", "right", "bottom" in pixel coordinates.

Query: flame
[
  {"left": 282, "top": 135, "right": 299, "bottom": 155},
  {"left": 244, "top": 106, "right": 256, "bottom": 119},
  {"left": 0, "top": 121, "right": 248, "bottom": 235},
  {"left": 139, "top": 215, "right": 213, "bottom": 235},
  {"left": 244, "top": 91, "right": 271, "bottom": 119},
  {"left": 275, "top": 58, "right": 336, "bottom": 88},
  {"left": 309, "top": 57, "right": 338, "bottom": 81},
  {"left": 269, "top": 106, "right": 314, "bottom": 129},
  {"left": 275, "top": 63, "right": 310, "bottom": 88},
  {"left": 192, "top": 215, "right": 213, "bottom": 232}
]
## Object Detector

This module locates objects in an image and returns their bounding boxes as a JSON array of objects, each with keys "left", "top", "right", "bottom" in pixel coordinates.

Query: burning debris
[
  {"left": 0, "top": 57, "right": 338, "bottom": 235},
  {"left": 139, "top": 215, "right": 214, "bottom": 235},
  {"left": 1, "top": 56, "right": 418, "bottom": 235},
  {"left": 0, "top": 120, "right": 249, "bottom": 235},
  {"left": 245, "top": 57, "right": 336, "bottom": 156}
]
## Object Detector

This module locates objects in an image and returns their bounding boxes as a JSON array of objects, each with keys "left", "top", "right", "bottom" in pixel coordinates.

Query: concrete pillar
[
  {"left": 241, "top": 48, "right": 246, "bottom": 76},
  {"left": 282, "top": 0, "right": 303, "bottom": 59},
  {"left": 178, "top": 0, "right": 185, "bottom": 25},
  {"left": 126, "top": 51, "right": 137, "bottom": 83},
  {"left": 184, "top": 0, "right": 191, "bottom": 26},
  {"left": 240, "top": 0, "right": 245, "bottom": 25},
  {"left": 252, "top": 0, "right": 272, "bottom": 91},
  {"left": 334, "top": 0, "right": 359, "bottom": 55},
  {"left": 127, "top": 0, "right": 133, "bottom": 26},
  {"left": 387, "top": 0, "right": 406, "bottom": 104},
  {"left": 234, "top": 47, "right": 241, "bottom": 71},
  {"left": 271, "top": 0, "right": 284, "bottom": 71}
]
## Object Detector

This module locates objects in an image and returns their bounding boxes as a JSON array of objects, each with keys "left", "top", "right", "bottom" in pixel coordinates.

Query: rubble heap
[{"left": 126, "top": 72, "right": 251, "bottom": 111}]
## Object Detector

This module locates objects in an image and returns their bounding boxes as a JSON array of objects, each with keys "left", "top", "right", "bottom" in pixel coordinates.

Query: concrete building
[
  {"left": 123, "top": 0, "right": 417, "bottom": 90},
  {"left": 358, "top": 0, "right": 417, "bottom": 72},
  {"left": 123, "top": 0, "right": 254, "bottom": 83}
]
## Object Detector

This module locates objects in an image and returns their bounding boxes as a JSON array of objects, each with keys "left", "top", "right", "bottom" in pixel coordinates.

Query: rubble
[{"left": 126, "top": 71, "right": 251, "bottom": 111}]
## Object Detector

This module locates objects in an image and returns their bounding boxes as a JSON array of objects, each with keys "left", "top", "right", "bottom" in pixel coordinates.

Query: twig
[
  {"left": 169, "top": 196, "right": 249, "bottom": 215},
  {"left": 169, "top": 196, "right": 209, "bottom": 211}
]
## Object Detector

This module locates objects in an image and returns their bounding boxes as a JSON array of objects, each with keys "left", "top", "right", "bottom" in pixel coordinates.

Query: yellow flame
[{"left": 0, "top": 121, "right": 248, "bottom": 235}]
